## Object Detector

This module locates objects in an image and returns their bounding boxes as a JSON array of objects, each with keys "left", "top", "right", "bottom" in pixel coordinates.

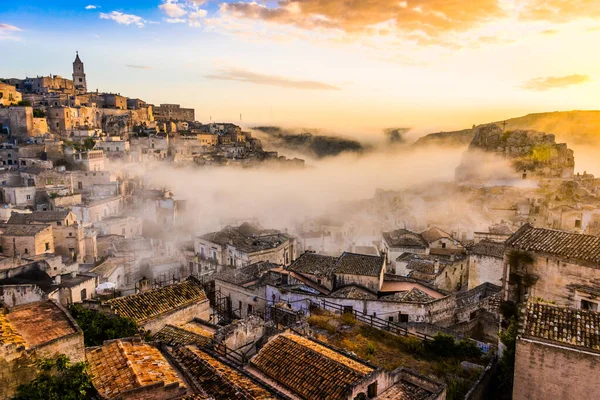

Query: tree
[
  {"left": 16, "top": 100, "right": 31, "bottom": 107},
  {"left": 11, "top": 355, "right": 95, "bottom": 400},
  {"left": 69, "top": 304, "right": 139, "bottom": 346},
  {"left": 82, "top": 137, "right": 96, "bottom": 151},
  {"left": 33, "top": 108, "right": 46, "bottom": 118}
]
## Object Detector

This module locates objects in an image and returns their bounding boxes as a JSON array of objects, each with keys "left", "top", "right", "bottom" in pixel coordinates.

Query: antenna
[{"left": 240, "top": 113, "right": 242, "bottom": 122}]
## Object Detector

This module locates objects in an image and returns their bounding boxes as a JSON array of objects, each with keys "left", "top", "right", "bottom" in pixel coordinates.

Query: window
[
  {"left": 442, "top": 242, "right": 446, "bottom": 249},
  {"left": 45, "top": 242, "right": 50, "bottom": 251},
  {"left": 69, "top": 232, "right": 72, "bottom": 237},
  {"left": 575, "top": 220, "right": 582, "bottom": 228},
  {"left": 57, "top": 221, "right": 62, "bottom": 226},
  {"left": 0, "top": 245, "right": 3, "bottom": 253},
  {"left": 239, "top": 301, "right": 242, "bottom": 311},
  {"left": 367, "top": 382, "right": 378, "bottom": 398},
  {"left": 24, "top": 248, "right": 29, "bottom": 254},
  {"left": 317, "top": 278, "right": 322, "bottom": 285},
  {"left": 80, "top": 288, "right": 87, "bottom": 300},
  {"left": 399, "top": 313, "right": 409, "bottom": 323},
  {"left": 388, "top": 316, "right": 394, "bottom": 322},
  {"left": 247, "top": 304, "right": 253, "bottom": 315},
  {"left": 26, "top": 195, "right": 31, "bottom": 200},
  {"left": 582, "top": 300, "right": 598, "bottom": 311}
]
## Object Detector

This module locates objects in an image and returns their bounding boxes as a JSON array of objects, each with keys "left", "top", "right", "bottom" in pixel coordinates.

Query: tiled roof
[
  {"left": 250, "top": 333, "right": 374, "bottom": 400},
  {"left": 172, "top": 346, "right": 276, "bottom": 399},
  {"left": 0, "top": 223, "right": 50, "bottom": 236},
  {"left": 378, "top": 380, "right": 434, "bottom": 400},
  {"left": 382, "top": 229, "right": 428, "bottom": 248},
  {"left": 506, "top": 224, "right": 600, "bottom": 263},
  {"left": 5, "top": 301, "right": 77, "bottom": 348},
  {"left": 382, "top": 288, "right": 436, "bottom": 303},
  {"left": 105, "top": 277, "right": 207, "bottom": 324},
  {"left": 334, "top": 252, "right": 384, "bottom": 277},
  {"left": 212, "top": 261, "right": 280, "bottom": 285},
  {"left": 421, "top": 227, "right": 452, "bottom": 244},
  {"left": 522, "top": 302, "right": 600, "bottom": 351},
  {"left": 153, "top": 324, "right": 212, "bottom": 347},
  {"left": 330, "top": 285, "right": 378, "bottom": 300},
  {"left": 0, "top": 311, "right": 25, "bottom": 349},
  {"left": 286, "top": 252, "right": 338, "bottom": 277},
  {"left": 470, "top": 240, "right": 505, "bottom": 259},
  {"left": 7, "top": 210, "right": 70, "bottom": 224},
  {"left": 201, "top": 225, "right": 292, "bottom": 254},
  {"left": 86, "top": 340, "right": 185, "bottom": 399}
]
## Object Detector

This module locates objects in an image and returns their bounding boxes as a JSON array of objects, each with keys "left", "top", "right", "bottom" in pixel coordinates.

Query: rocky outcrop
[{"left": 456, "top": 124, "right": 575, "bottom": 182}]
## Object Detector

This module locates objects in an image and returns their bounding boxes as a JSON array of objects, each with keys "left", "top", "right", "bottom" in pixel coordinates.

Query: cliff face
[
  {"left": 456, "top": 124, "right": 575, "bottom": 182},
  {"left": 415, "top": 110, "right": 600, "bottom": 148}
]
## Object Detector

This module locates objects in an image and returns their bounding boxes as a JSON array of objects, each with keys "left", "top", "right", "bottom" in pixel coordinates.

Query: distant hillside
[
  {"left": 415, "top": 110, "right": 600, "bottom": 147},
  {"left": 252, "top": 126, "right": 369, "bottom": 158}
]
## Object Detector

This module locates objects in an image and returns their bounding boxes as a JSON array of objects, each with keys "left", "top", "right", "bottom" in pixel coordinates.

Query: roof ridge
[{"left": 115, "top": 340, "right": 143, "bottom": 388}]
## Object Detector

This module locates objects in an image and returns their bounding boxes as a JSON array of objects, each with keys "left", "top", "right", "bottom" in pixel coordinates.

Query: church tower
[{"left": 72, "top": 51, "right": 87, "bottom": 94}]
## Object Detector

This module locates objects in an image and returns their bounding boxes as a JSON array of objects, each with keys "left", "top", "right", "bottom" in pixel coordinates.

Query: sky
[{"left": 1, "top": 0, "right": 599, "bottom": 135}]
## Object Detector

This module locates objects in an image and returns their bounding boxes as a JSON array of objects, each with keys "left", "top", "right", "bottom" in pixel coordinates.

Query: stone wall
[
  {"left": 0, "top": 107, "right": 33, "bottom": 137},
  {"left": 468, "top": 254, "right": 504, "bottom": 289},
  {"left": 141, "top": 300, "right": 210, "bottom": 335},
  {"left": 0, "top": 284, "right": 46, "bottom": 308},
  {"left": 513, "top": 338, "right": 600, "bottom": 400}
]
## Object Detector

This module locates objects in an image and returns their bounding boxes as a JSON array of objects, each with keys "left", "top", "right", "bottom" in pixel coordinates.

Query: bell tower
[{"left": 72, "top": 51, "right": 87, "bottom": 94}]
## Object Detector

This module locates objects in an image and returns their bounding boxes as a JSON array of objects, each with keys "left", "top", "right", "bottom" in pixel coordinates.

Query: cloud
[
  {"left": 85, "top": 5, "right": 98, "bottom": 10},
  {"left": 0, "top": 23, "right": 21, "bottom": 40},
  {"left": 540, "top": 29, "right": 559, "bottom": 35},
  {"left": 159, "top": 0, "right": 208, "bottom": 26},
  {"left": 204, "top": 68, "right": 341, "bottom": 90},
  {"left": 100, "top": 11, "right": 145, "bottom": 27},
  {"left": 159, "top": 0, "right": 188, "bottom": 18},
  {"left": 126, "top": 64, "right": 152, "bottom": 70},
  {"left": 520, "top": 74, "right": 592, "bottom": 91},
  {"left": 520, "top": 0, "right": 600, "bottom": 23},
  {"left": 221, "top": 0, "right": 505, "bottom": 39}
]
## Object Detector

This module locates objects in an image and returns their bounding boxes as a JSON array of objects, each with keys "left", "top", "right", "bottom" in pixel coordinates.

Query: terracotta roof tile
[
  {"left": 86, "top": 340, "right": 185, "bottom": 399},
  {"left": 105, "top": 277, "right": 207, "bottom": 324},
  {"left": 172, "top": 346, "right": 276, "bottom": 399},
  {"left": 286, "top": 252, "right": 338, "bottom": 277},
  {"left": 470, "top": 240, "right": 505, "bottom": 259},
  {"left": 250, "top": 333, "right": 373, "bottom": 400},
  {"left": 153, "top": 324, "right": 212, "bottom": 347},
  {"left": 506, "top": 224, "right": 600, "bottom": 264},
  {"left": 522, "top": 302, "right": 600, "bottom": 351},
  {"left": 0, "top": 311, "right": 25, "bottom": 349},
  {"left": 5, "top": 301, "right": 77, "bottom": 348},
  {"left": 334, "top": 252, "right": 384, "bottom": 277}
]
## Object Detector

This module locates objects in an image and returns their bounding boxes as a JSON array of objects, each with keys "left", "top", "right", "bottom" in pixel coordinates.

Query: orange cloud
[
  {"left": 221, "top": 0, "right": 505, "bottom": 38},
  {"left": 520, "top": 74, "right": 592, "bottom": 91},
  {"left": 204, "top": 68, "right": 341, "bottom": 90},
  {"left": 520, "top": 0, "right": 600, "bottom": 23}
]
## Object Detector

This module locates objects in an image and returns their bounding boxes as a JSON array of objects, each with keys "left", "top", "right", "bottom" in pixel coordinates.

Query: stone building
[
  {"left": 467, "top": 240, "right": 505, "bottom": 289},
  {"left": 382, "top": 229, "right": 430, "bottom": 272},
  {"left": 248, "top": 332, "right": 446, "bottom": 399},
  {"left": 100, "top": 93, "right": 127, "bottom": 110},
  {"left": 0, "top": 224, "right": 54, "bottom": 257},
  {"left": 513, "top": 301, "right": 600, "bottom": 400},
  {"left": 86, "top": 338, "right": 187, "bottom": 400},
  {"left": 0, "top": 300, "right": 85, "bottom": 399},
  {"left": 0, "top": 82, "right": 22, "bottom": 106},
  {"left": 503, "top": 224, "right": 600, "bottom": 309},
  {"left": 153, "top": 103, "right": 195, "bottom": 121},
  {"left": 71, "top": 195, "right": 123, "bottom": 226},
  {"left": 103, "top": 277, "right": 210, "bottom": 333},
  {"left": 195, "top": 223, "right": 297, "bottom": 272},
  {"left": 72, "top": 52, "right": 87, "bottom": 94},
  {"left": 70, "top": 149, "right": 107, "bottom": 171}
]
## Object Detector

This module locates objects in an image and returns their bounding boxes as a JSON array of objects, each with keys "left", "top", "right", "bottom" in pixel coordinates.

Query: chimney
[
  {"left": 71, "top": 271, "right": 77, "bottom": 278},
  {"left": 434, "top": 260, "right": 440, "bottom": 274},
  {"left": 139, "top": 276, "right": 151, "bottom": 293},
  {"left": 54, "top": 275, "right": 62, "bottom": 284}
]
